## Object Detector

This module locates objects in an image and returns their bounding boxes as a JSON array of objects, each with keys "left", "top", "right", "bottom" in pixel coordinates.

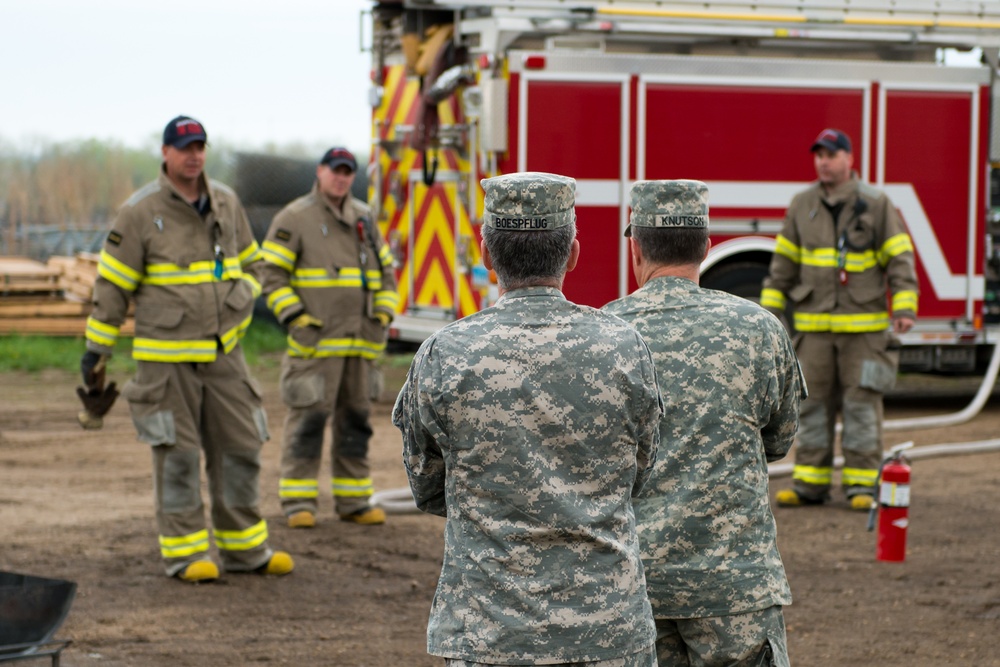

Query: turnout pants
[
  {"left": 792, "top": 330, "right": 898, "bottom": 500},
  {"left": 278, "top": 355, "right": 375, "bottom": 517},
  {"left": 121, "top": 349, "right": 272, "bottom": 577}
]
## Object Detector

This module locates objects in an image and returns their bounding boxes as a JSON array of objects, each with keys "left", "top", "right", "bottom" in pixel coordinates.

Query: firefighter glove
[
  {"left": 75, "top": 381, "right": 119, "bottom": 430},
  {"left": 80, "top": 350, "right": 107, "bottom": 389},
  {"left": 374, "top": 311, "right": 391, "bottom": 327},
  {"left": 289, "top": 313, "right": 323, "bottom": 329}
]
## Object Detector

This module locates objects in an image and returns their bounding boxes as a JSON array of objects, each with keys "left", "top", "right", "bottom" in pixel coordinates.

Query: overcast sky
[
  {"left": 0, "top": 0, "right": 373, "bottom": 154},
  {"left": 0, "top": 1, "right": 984, "bottom": 156}
]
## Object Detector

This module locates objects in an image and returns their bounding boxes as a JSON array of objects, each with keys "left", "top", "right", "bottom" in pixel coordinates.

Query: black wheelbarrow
[{"left": 0, "top": 571, "right": 76, "bottom": 666}]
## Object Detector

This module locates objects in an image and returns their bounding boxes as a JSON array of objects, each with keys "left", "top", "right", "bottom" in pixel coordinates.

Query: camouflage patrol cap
[
  {"left": 481, "top": 172, "right": 576, "bottom": 231},
  {"left": 625, "top": 179, "right": 709, "bottom": 237}
]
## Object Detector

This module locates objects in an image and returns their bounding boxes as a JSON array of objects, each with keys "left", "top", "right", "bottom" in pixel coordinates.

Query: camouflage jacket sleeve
[
  {"left": 761, "top": 317, "right": 806, "bottom": 462},
  {"left": 392, "top": 337, "right": 448, "bottom": 516},
  {"left": 632, "top": 332, "right": 663, "bottom": 496}
]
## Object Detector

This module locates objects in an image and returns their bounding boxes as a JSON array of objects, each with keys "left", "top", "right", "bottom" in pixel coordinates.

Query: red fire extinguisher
[{"left": 868, "top": 442, "right": 913, "bottom": 562}]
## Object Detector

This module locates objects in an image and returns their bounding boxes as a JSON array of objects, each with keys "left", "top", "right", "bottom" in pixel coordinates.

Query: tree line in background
[{"left": 0, "top": 139, "right": 366, "bottom": 258}]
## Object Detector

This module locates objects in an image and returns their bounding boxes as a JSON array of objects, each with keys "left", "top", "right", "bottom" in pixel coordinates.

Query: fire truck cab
[{"left": 365, "top": 0, "right": 1000, "bottom": 377}]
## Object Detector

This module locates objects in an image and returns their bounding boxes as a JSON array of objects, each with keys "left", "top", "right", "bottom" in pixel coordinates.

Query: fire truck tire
[{"left": 701, "top": 261, "right": 796, "bottom": 333}]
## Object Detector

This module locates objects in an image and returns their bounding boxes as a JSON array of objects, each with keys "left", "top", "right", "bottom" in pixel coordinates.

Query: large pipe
[
  {"left": 768, "top": 437, "right": 1000, "bottom": 477},
  {"left": 376, "top": 345, "right": 1000, "bottom": 513},
  {"left": 376, "top": 435, "right": 1000, "bottom": 514},
  {"left": 884, "top": 342, "right": 1000, "bottom": 431}
]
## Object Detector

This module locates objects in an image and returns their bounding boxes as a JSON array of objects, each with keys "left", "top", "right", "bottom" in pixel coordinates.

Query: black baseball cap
[
  {"left": 163, "top": 115, "right": 208, "bottom": 148},
  {"left": 811, "top": 128, "right": 852, "bottom": 153},
  {"left": 319, "top": 147, "right": 357, "bottom": 172}
]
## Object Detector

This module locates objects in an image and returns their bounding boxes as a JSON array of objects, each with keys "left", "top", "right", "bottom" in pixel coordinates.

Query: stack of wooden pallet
[{"left": 0, "top": 254, "right": 134, "bottom": 336}]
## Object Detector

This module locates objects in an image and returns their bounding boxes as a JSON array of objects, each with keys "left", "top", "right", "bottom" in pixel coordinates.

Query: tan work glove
[{"left": 289, "top": 313, "right": 323, "bottom": 329}]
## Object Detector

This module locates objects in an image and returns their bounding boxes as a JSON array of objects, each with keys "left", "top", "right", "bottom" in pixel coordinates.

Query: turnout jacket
[
  {"left": 260, "top": 184, "right": 398, "bottom": 359},
  {"left": 760, "top": 175, "right": 918, "bottom": 332},
  {"left": 86, "top": 169, "right": 263, "bottom": 362}
]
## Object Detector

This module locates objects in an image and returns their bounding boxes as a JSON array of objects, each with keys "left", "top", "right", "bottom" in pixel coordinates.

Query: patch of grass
[
  {"left": 0, "top": 321, "right": 418, "bottom": 384},
  {"left": 241, "top": 320, "right": 288, "bottom": 368},
  {"left": 0, "top": 320, "right": 290, "bottom": 374},
  {"left": 0, "top": 334, "right": 135, "bottom": 375}
]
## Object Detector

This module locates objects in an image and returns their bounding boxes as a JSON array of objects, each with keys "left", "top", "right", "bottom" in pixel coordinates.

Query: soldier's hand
[
  {"left": 289, "top": 313, "right": 323, "bottom": 329},
  {"left": 80, "top": 351, "right": 107, "bottom": 389}
]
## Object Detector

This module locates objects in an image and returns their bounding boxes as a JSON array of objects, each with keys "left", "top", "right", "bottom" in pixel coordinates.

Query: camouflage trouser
[
  {"left": 278, "top": 355, "right": 375, "bottom": 516},
  {"left": 655, "top": 606, "right": 789, "bottom": 667},
  {"left": 443, "top": 645, "right": 656, "bottom": 667},
  {"left": 792, "top": 330, "right": 898, "bottom": 500}
]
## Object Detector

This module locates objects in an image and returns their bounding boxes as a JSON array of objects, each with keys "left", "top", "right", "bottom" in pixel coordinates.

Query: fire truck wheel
[{"left": 701, "top": 260, "right": 796, "bottom": 333}]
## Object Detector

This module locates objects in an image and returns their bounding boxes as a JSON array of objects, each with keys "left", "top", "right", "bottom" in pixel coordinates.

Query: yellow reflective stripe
[
  {"left": 792, "top": 465, "right": 833, "bottom": 486},
  {"left": 794, "top": 311, "right": 889, "bottom": 333},
  {"left": 159, "top": 529, "right": 210, "bottom": 558},
  {"left": 760, "top": 288, "right": 786, "bottom": 311},
  {"left": 374, "top": 290, "right": 400, "bottom": 311},
  {"left": 262, "top": 240, "right": 296, "bottom": 272},
  {"left": 98, "top": 250, "right": 142, "bottom": 291},
  {"left": 220, "top": 257, "right": 244, "bottom": 281},
  {"left": 279, "top": 478, "right": 320, "bottom": 499},
  {"left": 892, "top": 290, "right": 918, "bottom": 314},
  {"left": 800, "top": 247, "right": 838, "bottom": 268},
  {"left": 133, "top": 338, "right": 218, "bottom": 363},
  {"left": 241, "top": 273, "right": 262, "bottom": 298},
  {"left": 266, "top": 287, "right": 301, "bottom": 318},
  {"left": 291, "top": 267, "right": 364, "bottom": 289},
  {"left": 85, "top": 317, "right": 120, "bottom": 347},
  {"left": 219, "top": 314, "right": 252, "bottom": 353},
  {"left": 365, "top": 270, "right": 383, "bottom": 290},
  {"left": 143, "top": 261, "right": 215, "bottom": 285},
  {"left": 880, "top": 233, "right": 914, "bottom": 262},
  {"left": 287, "top": 335, "right": 316, "bottom": 358},
  {"left": 316, "top": 338, "right": 385, "bottom": 359},
  {"left": 378, "top": 244, "right": 393, "bottom": 266},
  {"left": 287, "top": 337, "right": 386, "bottom": 360},
  {"left": 842, "top": 250, "right": 878, "bottom": 272},
  {"left": 843, "top": 467, "right": 879, "bottom": 487},
  {"left": 239, "top": 241, "right": 262, "bottom": 265},
  {"left": 332, "top": 477, "right": 374, "bottom": 498},
  {"left": 773, "top": 235, "right": 800, "bottom": 262},
  {"left": 214, "top": 520, "right": 268, "bottom": 552}
]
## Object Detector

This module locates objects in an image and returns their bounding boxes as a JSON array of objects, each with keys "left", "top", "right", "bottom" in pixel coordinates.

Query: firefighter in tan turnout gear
[
  {"left": 261, "top": 147, "right": 399, "bottom": 528},
  {"left": 761, "top": 128, "right": 918, "bottom": 511},
  {"left": 81, "top": 115, "right": 294, "bottom": 583}
]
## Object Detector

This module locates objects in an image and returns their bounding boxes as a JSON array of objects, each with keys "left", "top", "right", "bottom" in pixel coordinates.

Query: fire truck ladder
[{"left": 411, "top": 0, "right": 1000, "bottom": 52}]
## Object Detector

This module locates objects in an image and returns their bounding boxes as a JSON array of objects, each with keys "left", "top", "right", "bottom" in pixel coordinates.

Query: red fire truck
[{"left": 365, "top": 0, "right": 1000, "bottom": 378}]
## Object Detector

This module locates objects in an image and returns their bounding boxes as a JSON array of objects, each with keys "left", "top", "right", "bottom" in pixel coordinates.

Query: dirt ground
[{"left": 1, "top": 361, "right": 999, "bottom": 667}]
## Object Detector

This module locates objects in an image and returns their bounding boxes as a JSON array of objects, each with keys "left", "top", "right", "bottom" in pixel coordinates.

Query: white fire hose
[{"left": 375, "top": 344, "right": 1000, "bottom": 512}]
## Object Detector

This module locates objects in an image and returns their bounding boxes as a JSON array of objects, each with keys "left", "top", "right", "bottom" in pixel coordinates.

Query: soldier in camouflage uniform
[
  {"left": 392, "top": 172, "right": 662, "bottom": 666},
  {"left": 604, "top": 180, "right": 805, "bottom": 667}
]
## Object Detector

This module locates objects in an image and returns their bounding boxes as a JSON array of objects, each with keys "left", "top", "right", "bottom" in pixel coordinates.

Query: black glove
[{"left": 80, "top": 350, "right": 104, "bottom": 388}]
